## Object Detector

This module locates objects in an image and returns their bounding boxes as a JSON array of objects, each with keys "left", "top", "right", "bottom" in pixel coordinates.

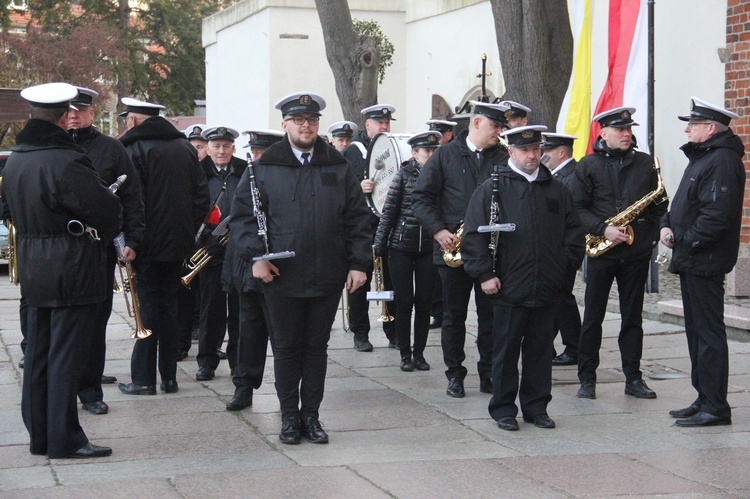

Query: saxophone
[
  {"left": 585, "top": 158, "right": 666, "bottom": 258},
  {"left": 442, "top": 224, "right": 464, "bottom": 267}
]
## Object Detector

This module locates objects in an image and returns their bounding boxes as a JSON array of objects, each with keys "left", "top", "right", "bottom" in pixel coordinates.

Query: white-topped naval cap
[
  {"left": 678, "top": 97, "right": 739, "bottom": 126},
  {"left": 500, "top": 125, "right": 548, "bottom": 146},
  {"left": 500, "top": 100, "right": 532, "bottom": 117},
  {"left": 274, "top": 92, "right": 326, "bottom": 115},
  {"left": 361, "top": 104, "right": 396, "bottom": 120},
  {"left": 119, "top": 97, "right": 165, "bottom": 117},
  {"left": 20, "top": 82, "right": 78, "bottom": 108},
  {"left": 201, "top": 126, "right": 240, "bottom": 141},
  {"left": 327, "top": 120, "right": 358, "bottom": 137}
]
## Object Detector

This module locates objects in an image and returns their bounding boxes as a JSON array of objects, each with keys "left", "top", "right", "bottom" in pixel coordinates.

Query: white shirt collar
[
  {"left": 466, "top": 136, "right": 481, "bottom": 153},
  {"left": 508, "top": 159, "right": 539, "bottom": 182},
  {"left": 290, "top": 146, "right": 313, "bottom": 164},
  {"left": 550, "top": 157, "right": 574, "bottom": 176}
]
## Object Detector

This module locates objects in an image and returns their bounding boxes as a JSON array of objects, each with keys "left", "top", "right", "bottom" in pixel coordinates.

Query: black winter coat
[
  {"left": 201, "top": 154, "right": 246, "bottom": 267},
  {"left": 3, "top": 119, "right": 122, "bottom": 307},
  {"left": 373, "top": 158, "right": 432, "bottom": 255},
  {"left": 661, "top": 130, "right": 746, "bottom": 276},
  {"left": 230, "top": 135, "right": 372, "bottom": 297},
  {"left": 570, "top": 138, "right": 668, "bottom": 261},
  {"left": 412, "top": 129, "right": 510, "bottom": 265},
  {"left": 70, "top": 125, "right": 145, "bottom": 252},
  {"left": 551, "top": 158, "right": 577, "bottom": 191},
  {"left": 120, "top": 116, "right": 210, "bottom": 262},
  {"left": 463, "top": 165, "right": 584, "bottom": 307}
]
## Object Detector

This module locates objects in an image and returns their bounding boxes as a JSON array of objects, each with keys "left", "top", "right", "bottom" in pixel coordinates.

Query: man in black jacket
[
  {"left": 195, "top": 126, "right": 246, "bottom": 382},
  {"left": 541, "top": 133, "right": 581, "bottom": 367},
  {"left": 4, "top": 82, "right": 121, "bottom": 458},
  {"left": 571, "top": 107, "right": 668, "bottom": 400},
  {"left": 463, "top": 125, "right": 584, "bottom": 431},
  {"left": 68, "top": 87, "right": 145, "bottom": 415},
  {"left": 412, "top": 101, "right": 510, "bottom": 399},
  {"left": 117, "top": 97, "right": 210, "bottom": 396},
  {"left": 342, "top": 104, "right": 399, "bottom": 352},
  {"left": 660, "top": 98, "right": 745, "bottom": 427},
  {"left": 232, "top": 92, "right": 371, "bottom": 444}
]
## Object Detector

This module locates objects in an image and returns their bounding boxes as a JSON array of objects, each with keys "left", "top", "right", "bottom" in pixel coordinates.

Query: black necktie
[
  {"left": 301, "top": 152, "right": 310, "bottom": 165},
  {"left": 218, "top": 168, "right": 228, "bottom": 180}
]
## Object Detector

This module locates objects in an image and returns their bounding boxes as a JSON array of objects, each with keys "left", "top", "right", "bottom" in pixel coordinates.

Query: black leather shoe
[
  {"left": 413, "top": 356, "right": 430, "bottom": 371},
  {"left": 353, "top": 336, "right": 374, "bottom": 352},
  {"left": 479, "top": 378, "right": 493, "bottom": 394},
  {"left": 577, "top": 380, "right": 596, "bottom": 399},
  {"left": 400, "top": 356, "right": 414, "bottom": 372},
  {"left": 82, "top": 401, "right": 109, "bottom": 415},
  {"left": 18, "top": 356, "right": 24, "bottom": 369},
  {"left": 446, "top": 377, "right": 465, "bottom": 398},
  {"left": 429, "top": 317, "right": 442, "bottom": 329},
  {"left": 669, "top": 402, "right": 701, "bottom": 418},
  {"left": 100, "top": 375, "right": 117, "bottom": 384},
  {"left": 217, "top": 349, "right": 227, "bottom": 360},
  {"left": 160, "top": 380, "right": 178, "bottom": 393},
  {"left": 303, "top": 416, "right": 329, "bottom": 444},
  {"left": 69, "top": 442, "right": 112, "bottom": 458},
  {"left": 196, "top": 367, "right": 215, "bottom": 381},
  {"left": 226, "top": 391, "right": 253, "bottom": 411},
  {"left": 523, "top": 414, "right": 556, "bottom": 428},
  {"left": 551, "top": 352, "right": 577, "bottom": 366},
  {"left": 388, "top": 341, "right": 398, "bottom": 349},
  {"left": 497, "top": 416, "right": 519, "bottom": 431},
  {"left": 118, "top": 382, "right": 156, "bottom": 395},
  {"left": 675, "top": 411, "right": 731, "bottom": 427},
  {"left": 177, "top": 350, "right": 188, "bottom": 361},
  {"left": 624, "top": 379, "right": 657, "bottom": 399},
  {"left": 279, "top": 415, "right": 302, "bottom": 445}
]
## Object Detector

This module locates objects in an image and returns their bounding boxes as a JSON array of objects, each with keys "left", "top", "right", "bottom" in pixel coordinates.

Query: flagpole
[{"left": 647, "top": 0, "right": 659, "bottom": 293}]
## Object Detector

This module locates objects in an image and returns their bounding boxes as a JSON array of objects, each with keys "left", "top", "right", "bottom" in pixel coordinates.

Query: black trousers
[
  {"left": 488, "top": 303, "right": 556, "bottom": 421},
  {"left": 680, "top": 273, "right": 731, "bottom": 418},
  {"left": 554, "top": 268, "right": 580, "bottom": 358},
  {"left": 23, "top": 304, "right": 95, "bottom": 458},
  {"left": 438, "top": 265, "right": 493, "bottom": 382},
  {"left": 19, "top": 294, "right": 27, "bottom": 355},
  {"left": 129, "top": 261, "right": 181, "bottom": 386},
  {"left": 265, "top": 292, "right": 340, "bottom": 419},
  {"left": 78, "top": 250, "right": 116, "bottom": 404},
  {"left": 232, "top": 291, "right": 272, "bottom": 394},
  {"left": 349, "top": 250, "right": 396, "bottom": 341},
  {"left": 578, "top": 257, "right": 649, "bottom": 384},
  {"left": 197, "top": 264, "right": 240, "bottom": 370},
  {"left": 388, "top": 248, "right": 435, "bottom": 358},
  {"left": 176, "top": 267, "right": 199, "bottom": 354},
  {"left": 431, "top": 272, "right": 443, "bottom": 320}
]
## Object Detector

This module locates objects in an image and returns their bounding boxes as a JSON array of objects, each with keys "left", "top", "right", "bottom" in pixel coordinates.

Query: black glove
[{"left": 205, "top": 236, "right": 225, "bottom": 258}]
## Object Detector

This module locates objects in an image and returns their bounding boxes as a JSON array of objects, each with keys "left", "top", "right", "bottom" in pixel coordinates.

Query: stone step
[{"left": 657, "top": 299, "right": 750, "bottom": 338}]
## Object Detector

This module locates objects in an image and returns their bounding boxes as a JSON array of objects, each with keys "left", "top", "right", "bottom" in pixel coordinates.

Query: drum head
[{"left": 365, "top": 133, "right": 412, "bottom": 217}]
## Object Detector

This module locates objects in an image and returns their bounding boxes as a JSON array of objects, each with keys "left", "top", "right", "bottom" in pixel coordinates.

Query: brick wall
[{"left": 727, "top": 0, "right": 750, "bottom": 245}]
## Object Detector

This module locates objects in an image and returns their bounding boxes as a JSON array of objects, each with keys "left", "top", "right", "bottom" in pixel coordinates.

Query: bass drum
[{"left": 365, "top": 132, "right": 413, "bottom": 217}]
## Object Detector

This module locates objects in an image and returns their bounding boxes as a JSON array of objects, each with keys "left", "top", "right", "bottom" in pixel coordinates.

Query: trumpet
[
  {"left": 3, "top": 220, "right": 18, "bottom": 285},
  {"left": 367, "top": 247, "right": 394, "bottom": 323},
  {"left": 116, "top": 260, "right": 152, "bottom": 339},
  {"left": 181, "top": 216, "right": 231, "bottom": 288}
]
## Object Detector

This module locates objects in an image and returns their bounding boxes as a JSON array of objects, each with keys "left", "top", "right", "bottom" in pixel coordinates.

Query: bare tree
[
  {"left": 490, "top": 0, "right": 573, "bottom": 129},
  {"left": 314, "top": 0, "right": 379, "bottom": 127}
]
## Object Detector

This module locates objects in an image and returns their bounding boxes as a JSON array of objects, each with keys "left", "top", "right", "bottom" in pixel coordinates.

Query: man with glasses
[
  {"left": 660, "top": 98, "right": 745, "bottom": 427},
  {"left": 412, "top": 101, "right": 510, "bottom": 399},
  {"left": 231, "top": 92, "right": 371, "bottom": 444},
  {"left": 571, "top": 107, "right": 668, "bottom": 401}
]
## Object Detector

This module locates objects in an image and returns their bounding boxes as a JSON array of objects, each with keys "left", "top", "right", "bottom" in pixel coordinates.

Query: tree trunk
[
  {"left": 490, "top": 0, "right": 573, "bottom": 130},
  {"left": 314, "top": 0, "right": 379, "bottom": 127}
]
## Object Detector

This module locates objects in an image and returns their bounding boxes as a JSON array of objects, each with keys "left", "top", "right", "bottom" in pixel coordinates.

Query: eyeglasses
[
  {"left": 285, "top": 115, "right": 320, "bottom": 125},
  {"left": 687, "top": 122, "right": 711, "bottom": 128}
]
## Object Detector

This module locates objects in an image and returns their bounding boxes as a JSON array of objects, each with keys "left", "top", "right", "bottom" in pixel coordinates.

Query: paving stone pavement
[{"left": 1, "top": 267, "right": 750, "bottom": 497}]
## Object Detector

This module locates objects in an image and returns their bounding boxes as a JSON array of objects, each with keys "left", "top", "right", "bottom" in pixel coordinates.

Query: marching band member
[
  {"left": 374, "top": 131, "right": 440, "bottom": 372},
  {"left": 118, "top": 97, "right": 209, "bottom": 396},
  {"left": 232, "top": 92, "right": 371, "bottom": 444},
  {"left": 327, "top": 120, "right": 358, "bottom": 151}
]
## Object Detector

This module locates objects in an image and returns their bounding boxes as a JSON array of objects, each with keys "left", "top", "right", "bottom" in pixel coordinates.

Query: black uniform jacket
[
  {"left": 71, "top": 125, "right": 145, "bottom": 252},
  {"left": 552, "top": 158, "right": 577, "bottom": 190},
  {"left": 411, "top": 129, "right": 510, "bottom": 265},
  {"left": 463, "top": 165, "right": 584, "bottom": 307},
  {"left": 3, "top": 119, "right": 122, "bottom": 307},
  {"left": 120, "top": 116, "right": 210, "bottom": 262},
  {"left": 374, "top": 158, "right": 433, "bottom": 255},
  {"left": 201, "top": 154, "right": 246, "bottom": 267},
  {"left": 231, "top": 135, "right": 372, "bottom": 298},
  {"left": 570, "top": 137, "right": 668, "bottom": 261},
  {"left": 341, "top": 130, "right": 372, "bottom": 182},
  {"left": 661, "top": 130, "right": 746, "bottom": 276}
]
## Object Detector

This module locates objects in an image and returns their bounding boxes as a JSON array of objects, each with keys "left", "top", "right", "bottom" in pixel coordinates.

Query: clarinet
[
  {"left": 246, "top": 156, "right": 295, "bottom": 262},
  {"left": 488, "top": 171, "right": 500, "bottom": 271}
]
